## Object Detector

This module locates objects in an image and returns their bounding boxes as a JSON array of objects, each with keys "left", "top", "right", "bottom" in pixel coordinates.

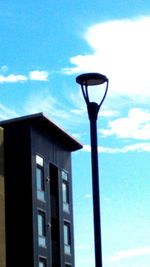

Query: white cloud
[
  {"left": 0, "top": 65, "right": 8, "bottom": 73},
  {"left": 100, "top": 108, "right": 150, "bottom": 140},
  {"left": 0, "top": 104, "right": 19, "bottom": 120},
  {"left": 107, "top": 247, "right": 150, "bottom": 262},
  {"left": 83, "top": 142, "right": 150, "bottom": 153},
  {"left": 24, "top": 91, "right": 71, "bottom": 127},
  {"left": 29, "top": 70, "right": 49, "bottom": 81},
  {"left": 0, "top": 74, "right": 27, "bottom": 83},
  {"left": 0, "top": 69, "right": 49, "bottom": 83},
  {"left": 63, "top": 16, "right": 150, "bottom": 99},
  {"left": 100, "top": 110, "right": 119, "bottom": 117}
]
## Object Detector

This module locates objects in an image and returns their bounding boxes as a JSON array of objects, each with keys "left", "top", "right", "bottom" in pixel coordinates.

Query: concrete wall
[{"left": 0, "top": 127, "right": 6, "bottom": 267}]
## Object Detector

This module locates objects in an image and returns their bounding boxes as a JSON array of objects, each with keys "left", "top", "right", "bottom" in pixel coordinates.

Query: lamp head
[{"left": 76, "top": 72, "right": 108, "bottom": 86}]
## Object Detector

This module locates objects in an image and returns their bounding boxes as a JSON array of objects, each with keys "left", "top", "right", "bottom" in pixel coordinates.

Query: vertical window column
[
  {"left": 36, "top": 155, "right": 45, "bottom": 202},
  {"left": 38, "top": 211, "right": 46, "bottom": 247},
  {"left": 64, "top": 222, "right": 71, "bottom": 255},
  {"left": 62, "top": 170, "right": 69, "bottom": 213}
]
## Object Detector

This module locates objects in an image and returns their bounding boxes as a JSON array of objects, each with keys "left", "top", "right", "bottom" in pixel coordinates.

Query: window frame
[
  {"left": 38, "top": 257, "right": 47, "bottom": 267},
  {"left": 62, "top": 170, "right": 70, "bottom": 213},
  {"left": 61, "top": 170, "right": 68, "bottom": 181},
  {"left": 64, "top": 221, "right": 71, "bottom": 255},
  {"left": 62, "top": 180, "right": 70, "bottom": 212},
  {"left": 36, "top": 154, "right": 45, "bottom": 202},
  {"left": 37, "top": 210, "right": 46, "bottom": 247}
]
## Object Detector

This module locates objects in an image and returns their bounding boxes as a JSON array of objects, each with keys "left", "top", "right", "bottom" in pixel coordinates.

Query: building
[
  {"left": 0, "top": 113, "right": 82, "bottom": 267},
  {"left": 0, "top": 127, "right": 6, "bottom": 267}
]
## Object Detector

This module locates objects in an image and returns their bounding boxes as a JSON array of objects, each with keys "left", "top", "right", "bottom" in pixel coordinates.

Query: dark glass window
[
  {"left": 62, "top": 182, "right": 69, "bottom": 213},
  {"left": 39, "top": 258, "right": 47, "bottom": 267},
  {"left": 61, "top": 170, "right": 68, "bottom": 181},
  {"left": 64, "top": 222, "right": 71, "bottom": 255},
  {"left": 36, "top": 155, "right": 43, "bottom": 166},
  {"left": 36, "top": 166, "right": 45, "bottom": 201},
  {"left": 38, "top": 258, "right": 47, "bottom": 267},
  {"left": 36, "top": 155, "right": 45, "bottom": 201},
  {"left": 38, "top": 211, "right": 46, "bottom": 247}
]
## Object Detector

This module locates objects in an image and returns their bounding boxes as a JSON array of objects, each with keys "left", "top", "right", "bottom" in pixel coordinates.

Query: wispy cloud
[
  {"left": 29, "top": 70, "right": 49, "bottom": 81},
  {"left": 100, "top": 108, "right": 150, "bottom": 140},
  {"left": 0, "top": 65, "right": 8, "bottom": 73},
  {"left": 24, "top": 91, "right": 71, "bottom": 126},
  {"left": 0, "top": 68, "right": 49, "bottom": 83},
  {"left": 83, "top": 142, "right": 150, "bottom": 153},
  {"left": 106, "top": 247, "right": 150, "bottom": 262},
  {"left": 0, "top": 74, "right": 27, "bottom": 83},
  {"left": 63, "top": 16, "right": 150, "bottom": 99},
  {"left": 0, "top": 103, "right": 19, "bottom": 120}
]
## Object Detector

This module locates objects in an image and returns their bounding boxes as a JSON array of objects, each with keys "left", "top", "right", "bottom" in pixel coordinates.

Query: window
[
  {"left": 38, "top": 211, "right": 46, "bottom": 247},
  {"left": 62, "top": 170, "right": 69, "bottom": 213},
  {"left": 36, "top": 155, "right": 45, "bottom": 201},
  {"left": 62, "top": 182, "right": 69, "bottom": 213},
  {"left": 36, "top": 166, "right": 45, "bottom": 201},
  {"left": 39, "top": 258, "right": 47, "bottom": 267},
  {"left": 64, "top": 222, "right": 71, "bottom": 255},
  {"left": 61, "top": 170, "right": 68, "bottom": 181},
  {"left": 36, "top": 155, "right": 43, "bottom": 166}
]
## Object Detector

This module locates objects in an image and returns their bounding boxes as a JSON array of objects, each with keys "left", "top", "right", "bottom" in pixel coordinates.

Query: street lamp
[{"left": 76, "top": 73, "right": 109, "bottom": 267}]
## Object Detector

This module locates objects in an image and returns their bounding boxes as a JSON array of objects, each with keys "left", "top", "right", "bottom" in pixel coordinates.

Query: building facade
[
  {"left": 0, "top": 113, "right": 82, "bottom": 267},
  {"left": 0, "top": 127, "right": 6, "bottom": 267}
]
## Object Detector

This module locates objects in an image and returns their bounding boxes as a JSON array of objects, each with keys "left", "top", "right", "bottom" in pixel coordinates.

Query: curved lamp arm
[
  {"left": 81, "top": 84, "right": 90, "bottom": 104},
  {"left": 98, "top": 78, "right": 109, "bottom": 111},
  {"left": 81, "top": 79, "right": 109, "bottom": 120},
  {"left": 80, "top": 78, "right": 109, "bottom": 109}
]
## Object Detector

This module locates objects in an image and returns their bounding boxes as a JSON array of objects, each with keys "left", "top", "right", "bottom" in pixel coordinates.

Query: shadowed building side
[
  {"left": 0, "top": 113, "right": 82, "bottom": 267},
  {"left": 0, "top": 127, "right": 6, "bottom": 267}
]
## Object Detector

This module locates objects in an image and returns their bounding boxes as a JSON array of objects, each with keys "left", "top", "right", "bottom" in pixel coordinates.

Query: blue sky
[{"left": 1, "top": 1, "right": 150, "bottom": 266}]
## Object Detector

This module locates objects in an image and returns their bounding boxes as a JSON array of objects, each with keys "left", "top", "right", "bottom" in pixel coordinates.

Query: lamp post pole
[{"left": 76, "top": 73, "right": 109, "bottom": 267}]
